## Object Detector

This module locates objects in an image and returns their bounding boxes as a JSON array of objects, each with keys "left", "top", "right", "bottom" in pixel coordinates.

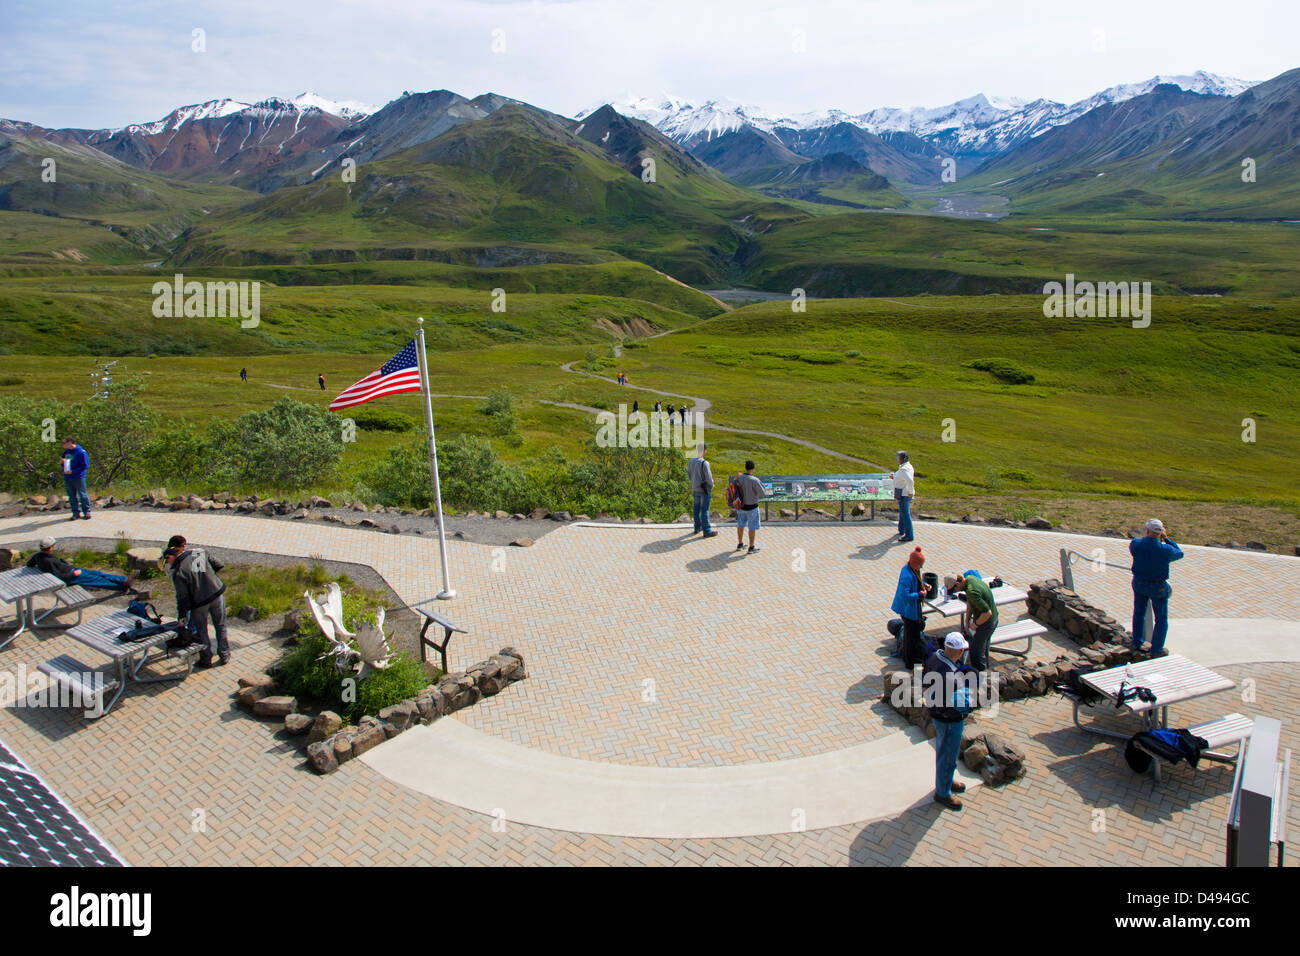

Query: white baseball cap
[
  {"left": 40, "top": 536, "right": 57, "bottom": 549},
  {"left": 1146, "top": 518, "right": 1165, "bottom": 533},
  {"left": 944, "top": 633, "right": 969, "bottom": 651}
]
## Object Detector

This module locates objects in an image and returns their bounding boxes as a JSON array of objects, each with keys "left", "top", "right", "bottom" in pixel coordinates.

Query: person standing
[
  {"left": 27, "top": 537, "right": 138, "bottom": 591},
  {"left": 924, "top": 633, "right": 971, "bottom": 811},
  {"left": 165, "top": 535, "right": 229, "bottom": 668},
  {"left": 1129, "top": 518, "right": 1183, "bottom": 656},
  {"left": 318, "top": 374, "right": 326, "bottom": 391},
  {"left": 679, "top": 404, "right": 688, "bottom": 426},
  {"left": 653, "top": 401, "right": 661, "bottom": 415},
  {"left": 687, "top": 443, "right": 717, "bottom": 538},
  {"left": 240, "top": 367, "right": 248, "bottom": 383},
  {"left": 733, "top": 460, "right": 767, "bottom": 553},
  {"left": 891, "top": 545, "right": 933, "bottom": 668},
  {"left": 60, "top": 436, "right": 91, "bottom": 521},
  {"left": 890, "top": 450, "right": 915, "bottom": 542},
  {"left": 949, "top": 571, "right": 998, "bottom": 672},
  {"left": 632, "top": 399, "right": 639, "bottom": 416}
]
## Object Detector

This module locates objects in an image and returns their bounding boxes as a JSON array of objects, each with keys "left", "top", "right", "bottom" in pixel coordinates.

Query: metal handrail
[{"left": 1058, "top": 547, "right": 1128, "bottom": 590}]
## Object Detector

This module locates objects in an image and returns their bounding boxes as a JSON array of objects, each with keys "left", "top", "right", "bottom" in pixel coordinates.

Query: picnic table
[
  {"left": 60, "top": 608, "right": 195, "bottom": 716},
  {"left": 0, "top": 567, "right": 67, "bottom": 649},
  {"left": 923, "top": 584, "right": 1029, "bottom": 618},
  {"left": 1069, "top": 654, "right": 1248, "bottom": 782}
]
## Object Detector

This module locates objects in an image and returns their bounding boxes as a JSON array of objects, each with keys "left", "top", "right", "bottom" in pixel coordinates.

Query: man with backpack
[
  {"left": 164, "top": 535, "right": 229, "bottom": 668},
  {"left": 687, "top": 444, "right": 717, "bottom": 538},
  {"left": 728, "top": 460, "right": 767, "bottom": 554},
  {"left": 924, "top": 632, "right": 974, "bottom": 811}
]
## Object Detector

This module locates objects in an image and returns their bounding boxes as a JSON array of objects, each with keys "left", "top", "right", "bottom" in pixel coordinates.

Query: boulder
[
  {"left": 284, "top": 714, "right": 313, "bottom": 735},
  {"left": 283, "top": 609, "right": 305, "bottom": 633},
  {"left": 237, "top": 674, "right": 274, "bottom": 689},
  {"left": 252, "top": 695, "right": 298, "bottom": 717},
  {"left": 377, "top": 701, "right": 417, "bottom": 731},
  {"left": 509, "top": 538, "right": 534, "bottom": 548},
  {"left": 553, "top": 511, "right": 573, "bottom": 521},
  {"left": 528, "top": 508, "right": 551, "bottom": 520},
  {"left": 236, "top": 684, "right": 270, "bottom": 708},
  {"left": 290, "top": 508, "right": 308, "bottom": 520},
  {"left": 125, "top": 546, "right": 163, "bottom": 570},
  {"left": 351, "top": 501, "right": 369, "bottom": 512},
  {"left": 415, "top": 690, "right": 446, "bottom": 721},
  {"left": 333, "top": 735, "right": 354, "bottom": 765},
  {"left": 1026, "top": 516, "right": 1052, "bottom": 530},
  {"left": 309, "top": 496, "right": 332, "bottom": 509},
  {"left": 322, "top": 514, "right": 343, "bottom": 524},
  {"left": 511, "top": 513, "right": 525, "bottom": 520},
  {"left": 306, "top": 740, "right": 338, "bottom": 774},
  {"left": 1245, "top": 541, "right": 1267, "bottom": 551},
  {"left": 676, "top": 513, "right": 692, "bottom": 523},
  {"left": 494, "top": 510, "right": 509, "bottom": 519},
  {"left": 307, "top": 711, "right": 343, "bottom": 745},
  {"left": 359, "top": 518, "right": 379, "bottom": 528},
  {"left": 236, "top": 605, "right": 258, "bottom": 622},
  {"left": 349, "top": 724, "right": 387, "bottom": 757}
]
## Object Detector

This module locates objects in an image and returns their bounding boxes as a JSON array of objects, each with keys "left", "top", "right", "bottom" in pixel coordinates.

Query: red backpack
[{"left": 725, "top": 473, "right": 744, "bottom": 509}]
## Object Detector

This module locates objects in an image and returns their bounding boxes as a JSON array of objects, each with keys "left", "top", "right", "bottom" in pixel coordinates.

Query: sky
[{"left": 3, "top": 0, "right": 1297, "bottom": 129}]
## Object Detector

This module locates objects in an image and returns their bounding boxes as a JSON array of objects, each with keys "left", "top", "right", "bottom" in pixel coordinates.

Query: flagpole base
[{"left": 436, "top": 589, "right": 456, "bottom": 600}]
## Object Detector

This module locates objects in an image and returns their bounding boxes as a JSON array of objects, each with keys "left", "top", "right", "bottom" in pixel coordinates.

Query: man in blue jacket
[
  {"left": 60, "top": 436, "right": 91, "bottom": 520},
  {"left": 1129, "top": 518, "right": 1183, "bottom": 656},
  {"left": 891, "top": 546, "right": 933, "bottom": 668}
]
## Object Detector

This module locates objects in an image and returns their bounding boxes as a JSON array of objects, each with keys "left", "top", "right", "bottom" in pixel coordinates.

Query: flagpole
[{"left": 415, "top": 317, "right": 455, "bottom": 599}]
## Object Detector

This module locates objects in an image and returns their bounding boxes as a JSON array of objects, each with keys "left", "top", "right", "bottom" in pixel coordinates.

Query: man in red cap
[{"left": 890, "top": 545, "right": 933, "bottom": 668}]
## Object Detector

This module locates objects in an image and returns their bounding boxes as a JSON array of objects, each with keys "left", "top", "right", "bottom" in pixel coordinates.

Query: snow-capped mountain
[
  {"left": 100, "top": 93, "right": 375, "bottom": 139},
  {"left": 597, "top": 71, "right": 1258, "bottom": 167}
]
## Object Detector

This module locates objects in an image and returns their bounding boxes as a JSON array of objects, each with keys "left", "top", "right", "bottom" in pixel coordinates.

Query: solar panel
[{"left": 0, "top": 743, "right": 122, "bottom": 867}]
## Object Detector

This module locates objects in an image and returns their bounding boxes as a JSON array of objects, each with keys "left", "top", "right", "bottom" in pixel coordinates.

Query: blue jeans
[
  {"left": 897, "top": 495, "right": 913, "bottom": 539},
  {"left": 1131, "top": 579, "right": 1172, "bottom": 653},
  {"left": 64, "top": 475, "right": 90, "bottom": 517},
  {"left": 74, "top": 569, "right": 127, "bottom": 590},
  {"left": 934, "top": 716, "right": 965, "bottom": 798},
  {"left": 692, "top": 490, "right": 712, "bottom": 533}
]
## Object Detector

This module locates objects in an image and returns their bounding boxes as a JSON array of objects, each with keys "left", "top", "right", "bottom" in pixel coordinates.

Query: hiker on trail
[
  {"left": 949, "top": 571, "right": 998, "bottom": 672},
  {"left": 240, "top": 367, "right": 248, "bottom": 383},
  {"left": 632, "top": 399, "right": 639, "bottom": 415},
  {"left": 27, "top": 537, "right": 138, "bottom": 592},
  {"left": 60, "top": 436, "right": 91, "bottom": 521},
  {"left": 891, "top": 545, "right": 932, "bottom": 668},
  {"left": 318, "top": 374, "right": 326, "bottom": 390},
  {"left": 666, "top": 402, "right": 675, "bottom": 422},
  {"left": 890, "top": 450, "right": 915, "bottom": 542},
  {"left": 1129, "top": 518, "right": 1183, "bottom": 657},
  {"left": 679, "top": 404, "right": 688, "bottom": 425},
  {"left": 731, "top": 460, "right": 767, "bottom": 554},
  {"left": 925, "top": 632, "right": 973, "bottom": 812},
  {"left": 654, "top": 401, "right": 661, "bottom": 414},
  {"left": 165, "top": 535, "right": 229, "bottom": 669},
  {"left": 688, "top": 443, "right": 717, "bottom": 538}
]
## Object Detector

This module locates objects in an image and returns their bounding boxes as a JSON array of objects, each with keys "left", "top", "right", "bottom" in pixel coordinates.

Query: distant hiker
[
  {"left": 654, "top": 401, "right": 662, "bottom": 414},
  {"left": 632, "top": 399, "right": 639, "bottom": 415},
  {"left": 890, "top": 450, "right": 915, "bottom": 542},
  {"left": 925, "top": 632, "right": 973, "bottom": 812},
  {"left": 165, "top": 535, "right": 229, "bottom": 668},
  {"left": 318, "top": 374, "right": 326, "bottom": 390},
  {"left": 239, "top": 367, "right": 248, "bottom": 383},
  {"left": 667, "top": 402, "right": 676, "bottom": 421},
  {"left": 60, "top": 436, "right": 91, "bottom": 521},
  {"left": 949, "top": 571, "right": 998, "bottom": 672},
  {"left": 891, "top": 546, "right": 932, "bottom": 668},
  {"left": 679, "top": 405, "right": 688, "bottom": 425},
  {"left": 27, "top": 537, "right": 138, "bottom": 592},
  {"left": 730, "top": 460, "right": 767, "bottom": 553},
  {"left": 1129, "top": 518, "right": 1183, "bottom": 656},
  {"left": 688, "top": 443, "right": 717, "bottom": 538}
]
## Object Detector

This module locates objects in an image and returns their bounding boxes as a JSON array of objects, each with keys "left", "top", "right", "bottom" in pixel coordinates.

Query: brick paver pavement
[{"left": 1, "top": 511, "right": 1297, "bottom": 865}]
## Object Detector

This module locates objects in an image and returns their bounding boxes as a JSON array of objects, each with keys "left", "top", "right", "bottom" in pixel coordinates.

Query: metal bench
[
  {"left": 987, "top": 618, "right": 1048, "bottom": 657},
  {"left": 31, "top": 585, "right": 98, "bottom": 629},
  {"left": 414, "top": 607, "right": 466, "bottom": 673},
  {"left": 1136, "top": 712, "right": 1254, "bottom": 783},
  {"left": 37, "top": 654, "right": 120, "bottom": 718}
]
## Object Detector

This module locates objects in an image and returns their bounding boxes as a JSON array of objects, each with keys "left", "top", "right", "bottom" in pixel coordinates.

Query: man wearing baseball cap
[
  {"left": 924, "top": 632, "right": 973, "bottom": 811},
  {"left": 1129, "top": 518, "right": 1183, "bottom": 656},
  {"left": 164, "top": 535, "right": 229, "bottom": 668},
  {"left": 26, "top": 537, "right": 138, "bottom": 591}
]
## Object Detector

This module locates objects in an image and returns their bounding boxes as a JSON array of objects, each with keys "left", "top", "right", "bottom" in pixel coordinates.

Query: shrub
[
  {"left": 964, "top": 357, "right": 1036, "bottom": 385},
  {"left": 1000, "top": 468, "right": 1036, "bottom": 483},
  {"left": 207, "top": 398, "right": 343, "bottom": 488},
  {"left": 346, "top": 408, "right": 418, "bottom": 433},
  {"left": 844, "top": 350, "right": 861, "bottom": 358},
  {"left": 480, "top": 387, "right": 517, "bottom": 437}
]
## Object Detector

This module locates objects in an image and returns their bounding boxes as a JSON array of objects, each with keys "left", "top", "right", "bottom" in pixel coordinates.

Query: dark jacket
[
  {"left": 923, "top": 650, "right": 972, "bottom": 723},
  {"left": 169, "top": 548, "right": 226, "bottom": 616},
  {"left": 27, "top": 550, "right": 77, "bottom": 584}
]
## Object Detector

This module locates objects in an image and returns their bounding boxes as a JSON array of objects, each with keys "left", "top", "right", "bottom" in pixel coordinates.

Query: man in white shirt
[{"left": 890, "top": 450, "right": 916, "bottom": 542}]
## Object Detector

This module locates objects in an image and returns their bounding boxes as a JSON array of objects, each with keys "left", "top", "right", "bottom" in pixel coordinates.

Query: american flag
[{"left": 328, "top": 340, "right": 423, "bottom": 410}]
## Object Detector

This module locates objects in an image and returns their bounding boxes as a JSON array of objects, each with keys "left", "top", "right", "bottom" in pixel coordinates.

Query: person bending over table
[
  {"left": 26, "top": 536, "right": 139, "bottom": 591},
  {"left": 948, "top": 571, "right": 998, "bottom": 673}
]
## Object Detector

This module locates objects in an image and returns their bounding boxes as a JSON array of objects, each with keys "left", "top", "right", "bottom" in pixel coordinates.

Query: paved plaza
[{"left": 1, "top": 509, "right": 1297, "bottom": 865}]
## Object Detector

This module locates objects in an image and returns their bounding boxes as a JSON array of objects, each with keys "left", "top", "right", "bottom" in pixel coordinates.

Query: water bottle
[
  {"left": 1124, "top": 662, "right": 1135, "bottom": 682},
  {"left": 939, "top": 585, "right": 948, "bottom": 602}
]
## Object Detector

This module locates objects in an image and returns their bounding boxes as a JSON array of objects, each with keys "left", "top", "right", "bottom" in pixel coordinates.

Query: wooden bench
[
  {"left": 31, "top": 585, "right": 98, "bottom": 629},
  {"left": 987, "top": 618, "right": 1048, "bottom": 657},
  {"left": 37, "top": 654, "right": 120, "bottom": 718},
  {"left": 1136, "top": 712, "right": 1254, "bottom": 783}
]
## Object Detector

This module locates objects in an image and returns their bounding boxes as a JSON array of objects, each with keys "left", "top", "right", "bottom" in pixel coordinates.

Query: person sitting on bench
[{"left": 27, "top": 537, "right": 138, "bottom": 591}]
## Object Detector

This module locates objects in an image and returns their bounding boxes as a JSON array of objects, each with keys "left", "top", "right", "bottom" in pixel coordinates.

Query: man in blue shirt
[
  {"left": 60, "top": 436, "right": 91, "bottom": 520},
  {"left": 1129, "top": 518, "right": 1183, "bottom": 656}
]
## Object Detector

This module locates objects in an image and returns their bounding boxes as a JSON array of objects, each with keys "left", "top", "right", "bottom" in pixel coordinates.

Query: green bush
[
  {"left": 207, "top": 397, "right": 343, "bottom": 488},
  {"left": 346, "top": 408, "right": 418, "bottom": 433},
  {"left": 1000, "top": 468, "right": 1036, "bottom": 483},
  {"left": 964, "top": 357, "right": 1036, "bottom": 385},
  {"left": 844, "top": 350, "right": 862, "bottom": 358},
  {"left": 480, "top": 387, "right": 517, "bottom": 437}
]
